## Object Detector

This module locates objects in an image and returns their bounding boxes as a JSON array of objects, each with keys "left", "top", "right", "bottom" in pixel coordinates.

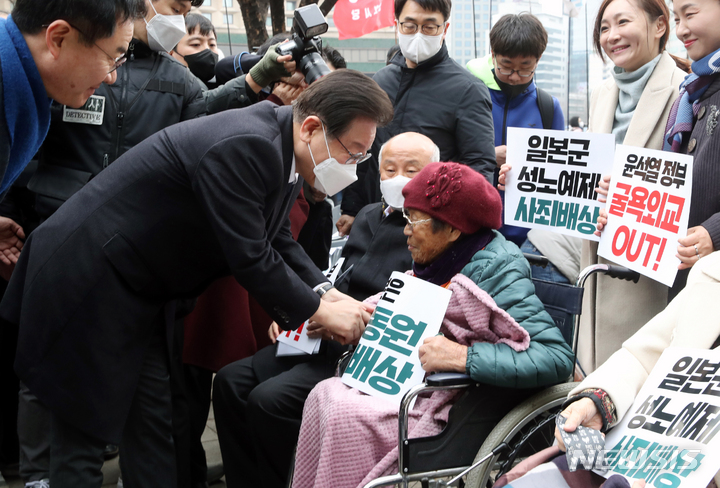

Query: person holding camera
[{"left": 336, "top": 0, "right": 496, "bottom": 237}]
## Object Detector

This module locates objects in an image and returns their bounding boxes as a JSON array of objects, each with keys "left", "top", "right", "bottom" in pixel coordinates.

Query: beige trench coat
[{"left": 578, "top": 51, "right": 688, "bottom": 372}]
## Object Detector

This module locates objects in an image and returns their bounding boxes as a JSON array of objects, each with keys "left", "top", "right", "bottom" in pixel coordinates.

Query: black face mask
[
  {"left": 182, "top": 48, "right": 218, "bottom": 83},
  {"left": 492, "top": 70, "right": 532, "bottom": 100}
]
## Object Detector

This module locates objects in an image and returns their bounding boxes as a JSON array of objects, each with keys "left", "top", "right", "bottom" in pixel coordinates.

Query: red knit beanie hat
[{"left": 402, "top": 162, "right": 502, "bottom": 234}]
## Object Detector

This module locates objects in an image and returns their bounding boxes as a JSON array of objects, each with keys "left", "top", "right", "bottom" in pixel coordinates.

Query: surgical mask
[
  {"left": 380, "top": 175, "right": 412, "bottom": 208},
  {"left": 308, "top": 123, "right": 358, "bottom": 196},
  {"left": 492, "top": 71, "right": 533, "bottom": 100},
  {"left": 397, "top": 29, "right": 445, "bottom": 65},
  {"left": 181, "top": 49, "right": 219, "bottom": 83},
  {"left": 145, "top": 2, "right": 186, "bottom": 52}
]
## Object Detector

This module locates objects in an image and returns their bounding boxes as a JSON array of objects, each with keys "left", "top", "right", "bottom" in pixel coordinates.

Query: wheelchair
[{"left": 357, "top": 255, "right": 639, "bottom": 488}]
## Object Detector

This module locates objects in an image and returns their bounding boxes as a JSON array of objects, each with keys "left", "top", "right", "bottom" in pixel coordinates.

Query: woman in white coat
[
  {"left": 578, "top": 0, "right": 689, "bottom": 373},
  {"left": 557, "top": 250, "right": 720, "bottom": 486}
]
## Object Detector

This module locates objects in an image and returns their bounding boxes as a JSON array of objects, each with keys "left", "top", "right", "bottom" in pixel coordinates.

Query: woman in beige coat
[
  {"left": 578, "top": 0, "right": 688, "bottom": 373},
  {"left": 557, "top": 250, "right": 720, "bottom": 486}
]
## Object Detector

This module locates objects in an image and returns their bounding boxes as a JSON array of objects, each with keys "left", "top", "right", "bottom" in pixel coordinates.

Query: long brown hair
[{"left": 592, "top": 0, "right": 669, "bottom": 61}]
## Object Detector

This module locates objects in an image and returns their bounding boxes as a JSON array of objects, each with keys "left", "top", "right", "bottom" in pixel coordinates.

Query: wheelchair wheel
[{"left": 465, "top": 382, "right": 579, "bottom": 488}]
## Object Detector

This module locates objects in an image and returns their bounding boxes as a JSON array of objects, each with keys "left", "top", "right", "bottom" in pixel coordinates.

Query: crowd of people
[{"left": 0, "top": 0, "right": 718, "bottom": 487}]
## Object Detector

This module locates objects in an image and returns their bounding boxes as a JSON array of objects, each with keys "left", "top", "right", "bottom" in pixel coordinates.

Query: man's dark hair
[
  {"left": 293, "top": 70, "right": 393, "bottom": 138},
  {"left": 489, "top": 12, "right": 548, "bottom": 59},
  {"left": 185, "top": 13, "right": 216, "bottom": 38},
  {"left": 322, "top": 45, "right": 346, "bottom": 70},
  {"left": 12, "top": 0, "right": 147, "bottom": 45},
  {"left": 394, "top": 0, "right": 451, "bottom": 22}
]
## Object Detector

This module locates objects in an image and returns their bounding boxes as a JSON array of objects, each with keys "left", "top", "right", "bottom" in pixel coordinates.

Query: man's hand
[
  {"left": 304, "top": 185, "right": 327, "bottom": 204},
  {"left": 336, "top": 215, "right": 355, "bottom": 236},
  {"left": 272, "top": 81, "right": 305, "bottom": 106},
  {"left": 246, "top": 42, "right": 297, "bottom": 93},
  {"left": 418, "top": 336, "right": 467, "bottom": 373},
  {"left": 322, "top": 287, "right": 356, "bottom": 303},
  {"left": 595, "top": 174, "right": 611, "bottom": 203},
  {"left": 594, "top": 209, "right": 609, "bottom": 237},
  {"left": 554, "top": 397, "right": 603, "bottom": 451},
  {"left": 307, "top": 298, "right": 373, "bottom": 345},
  {"left": 677, "top": 226, "right": 714, "bottom": 270},
  {"left": 497, "top": 163, "right": 511, "bottom": 191},
  {"left": 0, "top": 217, "right": 24, "bottom": 266},
  {"left": 268, "top": 322, "right": 281, "bottom": 343},
  {"left": 495, "top": 145, "right": 507, "bottom": 168}
]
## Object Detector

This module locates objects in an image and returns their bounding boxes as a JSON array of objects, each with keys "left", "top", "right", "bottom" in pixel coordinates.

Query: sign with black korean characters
[
  {"left": 598, "top": 145, "right": 693, "bottom": 287},
  {"left": 504, "top": 128, "right": 616, "bottom": 241},
  {"left": 597, "top": 348, "right": 720, "bottom": 487},
  {"left": 341, "top": 272, "right": 451, "bottom": 404}
]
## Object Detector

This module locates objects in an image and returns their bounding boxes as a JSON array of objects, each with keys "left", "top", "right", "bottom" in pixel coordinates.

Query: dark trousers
[
  {"left": 213, "top": 342, "right": 345, "bottom": 488},
  {"left": 18, "top": 382, "right": 50, "bottom": 482},
  {"left": 49, "top": 323, "right": 175, "bottom": 488}
]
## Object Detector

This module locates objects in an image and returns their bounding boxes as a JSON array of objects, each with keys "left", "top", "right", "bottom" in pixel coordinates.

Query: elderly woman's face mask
[{"left": 403, "top": 209, "right": 456, "bottom": 265}]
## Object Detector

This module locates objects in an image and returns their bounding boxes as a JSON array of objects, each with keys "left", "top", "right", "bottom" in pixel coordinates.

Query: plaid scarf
[{"left": 663, "top": 48, "right": 720, "bottom": 152}]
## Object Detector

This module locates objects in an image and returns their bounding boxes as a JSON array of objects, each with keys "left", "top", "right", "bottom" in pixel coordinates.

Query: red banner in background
[{"left": 333, "top": 0, "right": 395, "bottom": 40}]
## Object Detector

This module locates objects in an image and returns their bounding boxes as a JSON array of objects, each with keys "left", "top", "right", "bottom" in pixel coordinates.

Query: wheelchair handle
[{"left": 605, "top": 265, "right": 640, "bottom": 283}]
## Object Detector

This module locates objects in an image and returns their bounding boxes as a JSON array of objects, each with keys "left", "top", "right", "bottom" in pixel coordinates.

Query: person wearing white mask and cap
[{"left": 335, "top": 0, "right": 496, "bottom": 239}]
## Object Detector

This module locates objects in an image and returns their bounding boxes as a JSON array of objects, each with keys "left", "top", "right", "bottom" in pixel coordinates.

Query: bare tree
[
  {"left": 238, "top": 0, "right": 269, "bottom": 50},
  {"left": 237, "top": 0, "right": 338, "bottom": 51},
  {"left": 268, "top": 0, "right": 287, "bottom": 35}
]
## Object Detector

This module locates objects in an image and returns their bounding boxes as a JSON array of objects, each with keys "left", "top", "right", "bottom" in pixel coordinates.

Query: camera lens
[{"left": 300, "top": 52, "right": 331, "bottom": 84}]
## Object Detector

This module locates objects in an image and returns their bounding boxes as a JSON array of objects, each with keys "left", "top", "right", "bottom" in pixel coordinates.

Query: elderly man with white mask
[{"left": 212, "top": 131, "right": 439, "bottom": 488}]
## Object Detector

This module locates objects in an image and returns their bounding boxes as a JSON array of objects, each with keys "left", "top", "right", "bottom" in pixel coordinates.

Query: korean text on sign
[
  {"left": 341, "top": 272, "right": 451, "bottom": 405},
  {"left": 598, "top": 145, "right": 693, "bottom": 287},
  {"left": 504, "top": 128, "right": 616, "bottom": 241},
  {"left": 599, "top": 348, "right": 720, "bottom": 487}
]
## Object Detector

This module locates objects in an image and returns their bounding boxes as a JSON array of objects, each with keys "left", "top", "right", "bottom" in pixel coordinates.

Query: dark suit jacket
[
  {"left": 336, "top": 203, "right": 412, "bottom": 301},
  {"left": 0, "top": 102, "right": 327, "bottom": 442}
]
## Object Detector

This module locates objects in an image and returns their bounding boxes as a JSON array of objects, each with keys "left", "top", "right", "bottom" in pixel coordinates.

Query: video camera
[{"left": 276, "top": 4, "right": 331, "bottom": 85}]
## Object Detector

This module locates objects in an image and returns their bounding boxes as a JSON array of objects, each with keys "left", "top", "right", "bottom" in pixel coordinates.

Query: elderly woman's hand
[
  {"left": 418, "top": 336, "right": 467, "bottom": 373},
  {"left": 554, "top": 397, "right": 604, "bottom": 451}
]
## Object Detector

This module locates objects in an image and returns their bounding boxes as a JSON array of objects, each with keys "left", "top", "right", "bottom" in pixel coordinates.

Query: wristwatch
[{"left": 316, "top": 283, "right": 335, "bottom": 297}]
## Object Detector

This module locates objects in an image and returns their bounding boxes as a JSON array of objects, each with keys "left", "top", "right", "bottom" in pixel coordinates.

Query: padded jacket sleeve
[
  {"left": 454, "top": 82, "right": 496, "bottom": 182},
  {"left": 181, "top": 69, "right": 208, "bottom": 121},
  {"left": 462, "top": 240, "right": 574, "bottom": 388},
  {"left": 203, "top": 75, "right": 259, "bottom": 115}
]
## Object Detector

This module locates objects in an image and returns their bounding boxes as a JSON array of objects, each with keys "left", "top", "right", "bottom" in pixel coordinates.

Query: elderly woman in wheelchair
[{"left": 291, "top": 162, "right": 575, "bottom": 488}]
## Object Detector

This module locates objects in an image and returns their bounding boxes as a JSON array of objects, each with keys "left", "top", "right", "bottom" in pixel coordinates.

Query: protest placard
[
  {"left": 504, "top": 128, "right": 616, "bottom": 241},
  {"left": 276, "top": 259, "right": 346, "bottom": 357},
  {"left": 597, "top": 145, "right": 693, "bottom": 286},
  {"left": 593, "top": 347, "right": 720, "bottom": 487},
  {"left": 341, "top": 272, "right": 452, "bottom": 405}
]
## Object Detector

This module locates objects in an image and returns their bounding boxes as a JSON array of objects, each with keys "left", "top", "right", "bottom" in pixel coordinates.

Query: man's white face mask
[
  {"left": 308, "top": 122, "right": 358, "bottom": 196},
  {"left": 380, "top": 175, "right": 412, "bottom": 208},
  {"left": 397, "top": 26, "right": 445, "bottom": 64},
  {"left": 145, "top": 2, "right": 186, "bottom": 52}
]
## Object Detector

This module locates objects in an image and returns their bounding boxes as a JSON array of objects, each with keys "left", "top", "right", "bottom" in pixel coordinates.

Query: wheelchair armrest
[{"left": 425, "top": 372, "right": 473, "bottom": 387}]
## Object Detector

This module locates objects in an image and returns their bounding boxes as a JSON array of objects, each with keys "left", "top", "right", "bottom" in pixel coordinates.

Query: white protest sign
[
  {"left": 276, "top": 259, "right": 346, "bottom": 357},
  {"left": 597, "top": 348, "right": 720, "bottom": 486},
  {"left": 341, "top": 272, "right": 452, "bottom": 405},
  {"left": 597, "top": 145, "right": 693, "bottom": 286},
  {"left": 504, "top": 128, "right": 616, "bottom": 241}
]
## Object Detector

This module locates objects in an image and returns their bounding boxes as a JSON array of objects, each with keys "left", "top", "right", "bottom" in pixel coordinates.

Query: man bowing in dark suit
[{"left": 0, "top": 69, "right": 394, "bottom": 488}]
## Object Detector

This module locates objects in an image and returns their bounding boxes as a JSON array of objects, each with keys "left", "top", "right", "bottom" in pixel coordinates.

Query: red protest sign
[
  {"left": 333, "top": 0, "right": 395, "bottom": 40},
  {"left": 598, "top": 145, "right": 693, "bottom": 287}
]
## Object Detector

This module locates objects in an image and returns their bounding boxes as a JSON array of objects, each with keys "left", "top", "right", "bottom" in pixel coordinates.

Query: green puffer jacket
[{"left": 462, "top": 231, "right": 574, "bottom": 388}]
